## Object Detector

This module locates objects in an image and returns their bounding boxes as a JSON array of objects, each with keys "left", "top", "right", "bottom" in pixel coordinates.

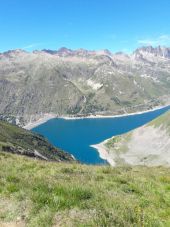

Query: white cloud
[
  {"left": 138, "top": 35, "right": 170, "bottom": 46},
  {"left": 159, "top": 35, "right": 170, "bottom": 40},
  {"left": 22, "top": 43, "right": 43, "bottom": 50},
  {"left": 138, "top": 39, "right": 157, "bottom": 45}
]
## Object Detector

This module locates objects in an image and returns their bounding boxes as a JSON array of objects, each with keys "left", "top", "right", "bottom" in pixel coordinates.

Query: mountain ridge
[
  {"left": 1, "top": 45, "right": 170, "bottom": 58},
  {"left": 1, "top": 45, "right": 170, "bottom": 125}
]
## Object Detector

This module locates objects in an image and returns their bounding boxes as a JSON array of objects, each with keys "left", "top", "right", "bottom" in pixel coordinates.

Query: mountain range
[{"left": 1, "top": 45, "right": 170, "bottom": 125}]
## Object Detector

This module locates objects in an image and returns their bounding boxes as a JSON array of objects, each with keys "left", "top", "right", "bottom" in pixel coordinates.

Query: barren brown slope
[{"left": 104, "top": 110, "right": 170, "bottom": 166}]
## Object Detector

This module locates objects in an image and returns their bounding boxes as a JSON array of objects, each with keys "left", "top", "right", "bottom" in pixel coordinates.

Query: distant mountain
[
  {"left": 134, "top": 46, "right": 170, "bottom": 59},
  {"left": 41, "top": 47, "right": 112, "bottom": 57},
  {"left": 0, "top": 120, "right": 74, "bottom": 162},
  {"left": 103, "top": 110, "right": 170, "bottom": 166},
  {"left": 0, "top": 46, "right": 170, "bottom": 125}
]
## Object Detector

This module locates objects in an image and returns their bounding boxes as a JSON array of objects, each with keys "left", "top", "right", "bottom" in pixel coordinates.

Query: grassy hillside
[
  {"left": 0, "top": 152, "right": 170, "bottom": 226},
  {"left": 149, "top": 110, "right": 170, "bottom": 133},
  {"left": 0, "top": 120, "right": 74, "bottom": 162},
  {"left": 104, "top": 110, "right": 170, "bottom": 166}
]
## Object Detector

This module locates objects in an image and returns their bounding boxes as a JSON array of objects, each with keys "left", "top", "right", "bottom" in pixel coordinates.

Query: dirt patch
[
  {"left": 53, "top": 208, "right": 96, "bottom": 226},
  {"left": 0, "top": 198, "right": 28, "bottom": 226},
  {"left": 0, "top": 220, "right": 25, "bottom": 227}
]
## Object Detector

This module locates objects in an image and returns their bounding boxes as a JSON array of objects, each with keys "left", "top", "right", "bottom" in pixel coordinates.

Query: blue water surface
[{"left": 32, "top": 106, "right": 170, "bottom": 165}]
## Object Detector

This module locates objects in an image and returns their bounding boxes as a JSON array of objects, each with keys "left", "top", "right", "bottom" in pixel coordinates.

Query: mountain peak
[
  {"left": 57, "top": 47, "right": 73, "bottom": 56},
  {"left": 41, "top": 47, "right": 113, "bottom": 57},
  {"left": 134, "top": 46, "right": 170, "bottom": 59},
  {"left": 2, "top": 49, "right": 27, "bottom": 56}
]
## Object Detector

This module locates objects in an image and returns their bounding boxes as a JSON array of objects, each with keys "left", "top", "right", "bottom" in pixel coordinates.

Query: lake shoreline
[
  {"left": 90, "top": 140, "right": 115, "bottom": 166},
  {"left": 23, "top": 113, "right": 57, "bottom": 130},
  {"left": 23, "top": 104, "right": 170, "bottom": 130},
  {"left": 91, "top": 114, "right": 170, "bottom": 168}
]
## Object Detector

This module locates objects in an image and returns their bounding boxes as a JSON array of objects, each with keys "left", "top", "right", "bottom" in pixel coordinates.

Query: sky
[{"left": 0, "top": 0, "right": 170, "bottom": 53}]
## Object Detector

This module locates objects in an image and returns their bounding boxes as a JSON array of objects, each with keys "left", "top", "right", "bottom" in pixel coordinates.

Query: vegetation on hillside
[
  {"left": 0, "top": 120, "right": 74, "bottom": 162},
  {"left": 0, "top": 152, "right": 170, "bottom": 227},
  {"left": 149, "top": 110, "right": 170, "bottom": 133}
]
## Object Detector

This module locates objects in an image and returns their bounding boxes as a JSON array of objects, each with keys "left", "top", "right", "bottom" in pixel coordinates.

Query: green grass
[
  {"left": 105, "top": 133, "right": 132, "bottom": 156},
  {"left": 105, "top": 136, "right": 122, "bottom": 149},
  {"left": 0, "top": 152, "right": 170, "bottom": 226}
]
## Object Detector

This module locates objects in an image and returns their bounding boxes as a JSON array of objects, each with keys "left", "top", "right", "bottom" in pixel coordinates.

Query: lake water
[{"left": 32, "top": 106, "right": 170, "bottom": 165}]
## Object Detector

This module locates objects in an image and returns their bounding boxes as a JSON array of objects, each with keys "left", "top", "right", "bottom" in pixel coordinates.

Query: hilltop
[
  {"left": 0, "top": 120, "right": 74, "bottom": 162},
  {"left": 1, "top": 46, "right": 170, "bottom": 125},
  {"left": 100, "top": 110, "right": 170, "bottom": 166}
]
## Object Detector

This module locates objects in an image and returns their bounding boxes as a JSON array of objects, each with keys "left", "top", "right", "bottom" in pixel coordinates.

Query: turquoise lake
[{"left": 32, "top": 106, "right": 170, "bottom": 165}]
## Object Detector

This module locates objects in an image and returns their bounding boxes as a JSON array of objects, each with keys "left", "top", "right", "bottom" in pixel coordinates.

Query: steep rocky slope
[
  {"left": 0, "top": 120, "right": 74, "bottom": 162},
  {"left": 103, "top": 110, "right": 170, "bottom": 166},
  {"left": 1, "top": 46, "right": 170, "bottom": 125}
]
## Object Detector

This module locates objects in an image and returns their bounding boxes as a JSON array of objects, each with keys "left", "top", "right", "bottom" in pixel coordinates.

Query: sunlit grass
[{"left": 0, "top": 152, "right": 170, "bottom": 226}]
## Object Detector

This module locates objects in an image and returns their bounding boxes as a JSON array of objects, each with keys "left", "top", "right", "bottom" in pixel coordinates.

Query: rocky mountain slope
[
  {"left": 1, "top": 46, "right": 170, "bottom": 125},
  {"left": 103, "top": 110, "right": 170, "bottom": 166},
  {"left": 0, "top": 120, "right": 74, "bottom": 162}
]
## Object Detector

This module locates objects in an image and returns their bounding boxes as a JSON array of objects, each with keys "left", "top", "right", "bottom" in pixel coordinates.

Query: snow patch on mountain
[{"left": 87, "top": 79, "right": 103, "bottom": 90}]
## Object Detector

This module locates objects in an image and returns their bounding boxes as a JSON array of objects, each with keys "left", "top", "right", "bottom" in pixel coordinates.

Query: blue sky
[{"left": 1, "top": 0, "right": 170, "bottom": 53}]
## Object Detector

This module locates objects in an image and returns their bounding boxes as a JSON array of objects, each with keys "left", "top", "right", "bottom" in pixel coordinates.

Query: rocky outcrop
[{"left": 133, "top": 46, "right": 170, "bottom": 59}]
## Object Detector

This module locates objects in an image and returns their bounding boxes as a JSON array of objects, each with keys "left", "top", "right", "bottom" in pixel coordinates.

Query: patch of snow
[
  {"left": 133, "top": 80, "right": 137, "bottom": 86},
  {"left": 15, "top": 118, "right": 20, "bottom": 125},
  {"left": 107, "top": 71, "right": 114, "bottom": 75},
  {"left": 140, "top": 74, "right": 160, "bottom": 83},
  {"left": 34, "top": 150, "right": 48, "bottom": 160},
  {"left": 87, "top": 79, "right": 103, "bottom": 90}
]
